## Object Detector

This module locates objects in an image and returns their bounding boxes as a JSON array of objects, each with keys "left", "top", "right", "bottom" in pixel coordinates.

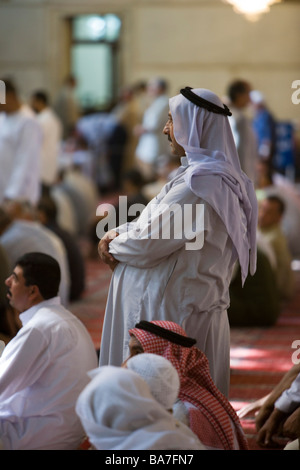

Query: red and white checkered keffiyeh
[{"left": 129, "top": 320, "right": 248, "bottom": 450}]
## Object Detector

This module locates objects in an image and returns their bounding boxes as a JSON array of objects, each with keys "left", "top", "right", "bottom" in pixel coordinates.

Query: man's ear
[{"left": 29, "top": 284, "right": 41, "bottom": 301}]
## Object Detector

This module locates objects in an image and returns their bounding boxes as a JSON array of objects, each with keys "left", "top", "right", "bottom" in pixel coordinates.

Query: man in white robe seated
[
  {"left": 257, "top": 194, "right": 295, "bottom": 301},
  {"left": 0, "top": 204, "right": 70, "bottom": 306},
  {"left": 0, "top": 252, "right": 98, "bottom": 450}
]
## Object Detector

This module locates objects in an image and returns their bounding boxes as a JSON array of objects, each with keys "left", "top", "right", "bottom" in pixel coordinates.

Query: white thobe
[
  {"left": 37, "top": 107, "right": 62, "bottom": 185},
  {"left": 0, "top": 107, "right": 42, "bottom": 204},
  {"left": 135, "top": 94, "right": 170, "bottom": 163},
  {"left": 0, "top": 220, "right": 70, "bottom": 306},
  {"left": 99, "top": 162, "right": 237, "bottom": 396},
  {"left": 0, "top": 297, "right": 98, "bottom": 450}
]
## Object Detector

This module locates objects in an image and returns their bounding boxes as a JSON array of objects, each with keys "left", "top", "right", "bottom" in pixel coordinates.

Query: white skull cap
[{"left": 126, "top": 353, "right": 180, "bottom": 410}]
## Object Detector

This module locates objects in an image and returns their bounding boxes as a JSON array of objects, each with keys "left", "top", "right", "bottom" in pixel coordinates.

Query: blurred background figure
[
  {"left": 228, "top": 246, "right": 280, "bottom": 327},
  {"left": 70, "top": 134, "right": 95, "bottom": 181},
  {"left": 134, "top": 77, "right": 171, "bottom": 181},
  {"left": 250, "top": 90, "right": 277, "bottom": 171},
  {"left": 255, "top": 160, "right": 300, "bottom": 259},
  {"left": 257, "top": 195, "right": 295, "bottom": 301},
  {"left": 0, "top": 203, "right": 70, "bottom": 306},
  {"left": 0, "top": 78, "right": 42, "bottom": 206},
  {"left": 226, "top": 79, "right": 258, "bottom": 183},
  {"left": 37, "top": 194, "right": 86, "bottom": 302},
  {"left": 58, "top": 166, "right": 100, "bottom": 236},
  {"left": 54, "top": 75, "right": 80, "bottom": 140},
  {"left": 111, "top": 84, "right": 142, "bottom": 173},
  {"left": 0, "top": 301, "right": 21, "bottom": 347},
  {"left": 31, "top": 90, "right": 62, "bottom": 192},
  {"left": 76, "top": 111, "right": 127, "bottom": 193}
]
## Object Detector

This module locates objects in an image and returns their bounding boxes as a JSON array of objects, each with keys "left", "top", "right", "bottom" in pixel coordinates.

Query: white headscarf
[
  {"left": 170, "top": 88, "right": 257, "bottom": 284},
  {"left": 126, "top": 353, "right": 180, "bottom": 410},
  {"left": 75, "top": 366, "right": 205, "bottom": 450}
]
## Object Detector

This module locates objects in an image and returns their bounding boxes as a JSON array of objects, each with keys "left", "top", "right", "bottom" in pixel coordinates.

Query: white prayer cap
[{"left": 126, "top": 353, "right": 180, "bottom": 410}]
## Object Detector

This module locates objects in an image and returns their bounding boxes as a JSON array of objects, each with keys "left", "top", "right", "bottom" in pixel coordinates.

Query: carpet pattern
[
  {"left": 70, "top": 259, "right": 112, "bottom": 351},
  {"left": 70, "top": 259, "right": 300, "bottom": 451},
  {"left": 229, "top": 271, "right": 300, "bottom": 450}
]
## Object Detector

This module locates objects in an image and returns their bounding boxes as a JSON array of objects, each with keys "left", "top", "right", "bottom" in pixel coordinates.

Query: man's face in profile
[
  {"left": 163, "top": 111, "right": 185, "bottom": 157},
  {"left": 5, "top": 266, "right": 33, "bottom": 313}
]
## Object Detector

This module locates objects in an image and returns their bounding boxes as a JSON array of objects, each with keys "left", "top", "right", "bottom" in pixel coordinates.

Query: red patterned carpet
[
  {"left": 229, "top": 270, "right": 300, "bottom": 450},
  {"left": 70, "top": 258, "right": 300, "bottom": 451},
  {"left": 70, "top": 258, "right": 112, "bottom": 351}
]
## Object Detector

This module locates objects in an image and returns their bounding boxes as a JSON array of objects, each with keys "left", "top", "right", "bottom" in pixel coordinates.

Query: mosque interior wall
[{"left": 0, "top": 0, "right": 299, "bottom": 121}]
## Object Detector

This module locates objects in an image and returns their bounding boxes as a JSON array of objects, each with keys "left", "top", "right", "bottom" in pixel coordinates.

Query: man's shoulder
[
  {"left": 30, "top": 305, "right": 78, "bottom": 337},
  {"left": 35, "top": 303, "right": 73, "bottom": 320},
  {"left": 5, "top": 220, "right": 52, "bottom": 241},
  {"left": 162, "top": 175, "right": 206, "bottom": 207}
]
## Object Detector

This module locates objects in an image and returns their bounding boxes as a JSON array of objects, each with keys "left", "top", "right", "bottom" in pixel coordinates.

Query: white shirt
[
  {"left": 0, "top": 297, "right": 98, "bottom": 450},
  {"left": 37, "top": 107, "right": 62, "bottom": 185},
  {"left": 0, "top": 106, "right": 42, "bottom": 204}
]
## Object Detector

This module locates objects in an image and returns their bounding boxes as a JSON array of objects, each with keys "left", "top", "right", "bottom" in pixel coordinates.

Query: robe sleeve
[
  {"left": 109, "top": 182, "right": 205, "bottom": 268},
  {"left": 275, "top": 373, "right": 300, "bottom": 414}
]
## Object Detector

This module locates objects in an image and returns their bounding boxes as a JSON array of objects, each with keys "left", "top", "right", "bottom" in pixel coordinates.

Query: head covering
[
  {"left": 170, "top": 87, "right": 257, "bottom": 284},
  {"left": 129, "top": 320, "right": 249, "bottom": 450},
  {"left": 126, "top": 353, "right": 180, "bottom": 410},
  {"left": 75, "top": 366, "right": 205, "bottom": 451}
]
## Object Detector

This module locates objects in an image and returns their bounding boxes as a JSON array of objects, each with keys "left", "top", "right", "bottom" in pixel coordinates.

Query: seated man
[
  {"left": 0, "top": 204, "right": 70, "bottom": 306},
  {"left": 228, "top": 247, "right": 280, "bottom": 327},
  {"left": 126, "top": 320, "right": 249, "bottom": 450},
  {"left": 75, "top": 359, "right": 204, "bottom": 450},
  {"left": 257, "top": 195, "right": 295, "bottom": 300},
  {"left": 0, "top": 252, "right": 98, "bottom": 450},
  {"left": 36, "top": 195, "right": 85, "bottom": 302}
]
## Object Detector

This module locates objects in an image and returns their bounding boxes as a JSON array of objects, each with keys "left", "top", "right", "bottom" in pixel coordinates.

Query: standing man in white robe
[
  {"left": 226, "top": 79, "right": 258, "bottom": 183},
  {"left": 0, "top": 79, "right": 42, "bottom": 206},
  {"left": 54, "top": 75, "right": 80, "bottom": 140},
  {"left": 31, "top": 90, "right": 62, "bottom": 190},
  {"left": 134, "top": 77, "right": 170, "bottom": 180},
  {"left": 98, "top": 87, "right": 257, "bottom": 397}
]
